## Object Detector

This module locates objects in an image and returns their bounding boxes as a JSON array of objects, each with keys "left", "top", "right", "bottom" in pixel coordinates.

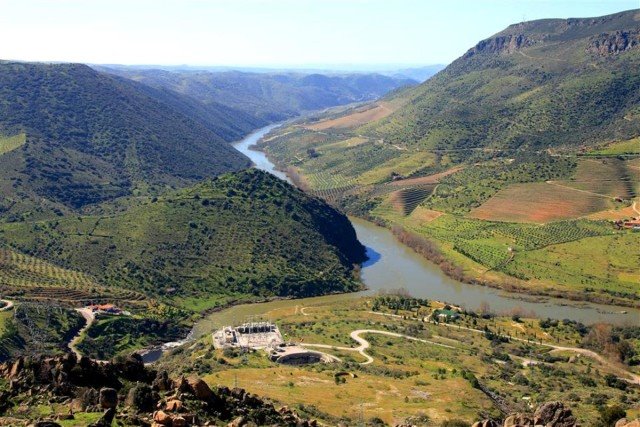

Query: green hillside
[
  {"left": 369, "top": 9, "right": 640, "bottom": 153},
  {"left": 0, "top": 61, "right": 253, "bottom": 219},
  {"left": 98, "top": 67, "right": 416, "bottom": 122},
  {"left": 0, "top": 169, "right": 366, "bottom": 310}
]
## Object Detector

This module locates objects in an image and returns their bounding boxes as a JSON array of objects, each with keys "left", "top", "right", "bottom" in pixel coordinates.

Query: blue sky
[{"left": 0, "top": 0, "right": 637, "bottom": 68}]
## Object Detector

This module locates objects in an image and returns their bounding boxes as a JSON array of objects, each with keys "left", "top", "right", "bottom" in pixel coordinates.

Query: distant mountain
[
  {"left": 96, "top": 66, "right": 417, "bottom": 122},
  {"left": 0, "top": 61, "right": 255, "bottom": 218},
  {"left": 0, "top": 169, "right": 366, "bottom": 304},
  {"left": 388, "top": 65, "right": 446, "bottom": 82},
  {"left": 369, "top": 9, "right": 640, "bottom": 153}
]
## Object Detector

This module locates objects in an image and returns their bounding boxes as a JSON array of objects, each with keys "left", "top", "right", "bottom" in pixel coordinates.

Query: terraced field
[
  {"left": 560, "top": 158, "right": 636, "bottom": 199},
  {"left": 0, "top": 133, "right": 26, "bottom": 155},
  {"left": 0, "top": 247, "right": 146, "bottom": 306},
  {"left": 470, "top": 158, "right": 635, "bottom": 223}
]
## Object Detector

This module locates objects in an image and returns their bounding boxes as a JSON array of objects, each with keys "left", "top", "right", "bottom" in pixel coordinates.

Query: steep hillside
[
  {"left": 97, "top": 67, "right": 416, "bottom": 122},
  {"left": 259, "top": 10, "right": 640, "bottom": 306},
  {"left": 0, "top": 170, "right": 366, "bottom": 310},
  {"left": 369, "top": 9, "right": 640, "bottom": 152},
  {"left": 0, "top": 61, "right": 253, "bottom": 219}
]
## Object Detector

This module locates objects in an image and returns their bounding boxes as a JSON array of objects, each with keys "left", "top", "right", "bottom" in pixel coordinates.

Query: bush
[
  {"left": 127, "top": 384, "right": 153, "bottom": 411},
  {"left": 596, "top": 405, "right": 626, "bottom": 427}
]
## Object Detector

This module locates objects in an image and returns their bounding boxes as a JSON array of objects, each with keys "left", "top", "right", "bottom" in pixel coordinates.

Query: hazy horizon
[{"left": 1, "top": 0, "right": 638, "bottom": 67}]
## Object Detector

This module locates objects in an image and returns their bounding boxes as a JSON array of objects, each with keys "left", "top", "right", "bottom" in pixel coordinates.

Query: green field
[{"left": 591, "top": 137, "right": 640, "bottom": 155}]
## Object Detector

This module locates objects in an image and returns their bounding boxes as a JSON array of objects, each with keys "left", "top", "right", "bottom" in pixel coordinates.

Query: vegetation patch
[{"left": 0, "top": 133, "right": 25, "bottom": 156}]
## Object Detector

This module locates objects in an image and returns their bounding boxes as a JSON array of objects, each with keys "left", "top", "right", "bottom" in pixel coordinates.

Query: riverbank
[{"left": 385, "top": 221, "right": 640, "bottom": 310}]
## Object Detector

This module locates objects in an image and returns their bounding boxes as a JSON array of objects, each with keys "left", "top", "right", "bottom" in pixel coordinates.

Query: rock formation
[
  {"left": 0, "top": 353, "right": 316, "bottom": 426},
  {"left": 586, "top": 30, "right": 640, "bottom": 55},
  {"left": 472, "top": 401, "right": 578, "bottom": 427}
]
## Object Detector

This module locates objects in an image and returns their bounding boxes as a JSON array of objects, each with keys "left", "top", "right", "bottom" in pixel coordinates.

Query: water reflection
[{"left": 362, "top": 246, "right": 381, "bottom": 267}]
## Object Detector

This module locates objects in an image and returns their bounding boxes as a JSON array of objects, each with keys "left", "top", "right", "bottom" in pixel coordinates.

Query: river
[{"left": 142, "top": 124, "right": 637, "bottom": 362}]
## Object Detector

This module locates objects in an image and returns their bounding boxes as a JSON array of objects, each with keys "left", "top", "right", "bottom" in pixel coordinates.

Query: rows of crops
[
  {"left": 0, "top": 248, "right": 146, "bottom": 305},
  {"left": 453, "top": 240, "right": 511, "bottom": 270},
  {"left": 390, "top": 187, "right": 434, "bottom": 216}
]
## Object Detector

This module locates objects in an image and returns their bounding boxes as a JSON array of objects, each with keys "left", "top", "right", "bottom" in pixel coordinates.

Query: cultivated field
[
  {"left": 305, "top": 101, "right": 398, "bottom": 131},
  {"left": 560, "top": 158, "right": 635, "bottom": 199},
  {"left": 0, "top": 247, "right": 146, "bottom": 306},
  {"left": 469, "top": 182, "right": 610, "bottom": 223}
]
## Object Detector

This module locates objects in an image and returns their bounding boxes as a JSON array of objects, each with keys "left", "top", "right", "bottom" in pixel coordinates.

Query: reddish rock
[
  {"left": 166, "top": 399, "right": 183, "bottom": 412},
  {"left": 153, "top": 410, "right": 172, "bottom": 426},
  {"left": 186, "top": 377, "right": 214, "bottom": 401}
]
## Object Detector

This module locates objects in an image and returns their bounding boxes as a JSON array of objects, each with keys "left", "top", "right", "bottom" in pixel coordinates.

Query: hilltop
[
  {"left": 0, "top": 169, "right": 366, "bottom": 310},
  {"left": 0, "top": 61, "right": 254, "bottom": 220},
  {"left": 369, "top": 9, "right": 640, "bottom": 153}
]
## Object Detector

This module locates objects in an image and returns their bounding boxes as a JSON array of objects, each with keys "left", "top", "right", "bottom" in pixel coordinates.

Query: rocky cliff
[
  {"left": 586, "top": 30, "right": 640, "bottom": 55},
  {"left": 463, "top": 34, "right": 538, "bottom": 58}
]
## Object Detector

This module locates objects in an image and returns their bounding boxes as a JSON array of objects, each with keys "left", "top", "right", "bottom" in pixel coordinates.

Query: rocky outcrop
[
  {"left": 0, "top": 353, "right": 316, "bottom": 426},
  {"left": 473, "top": 401, "right": 578, "bottom": 427},
  {"left": 464, "top": 34, "right": 538, "bottom": 58},
  {"left": 586, "top": 30, "right": 640, "bottom": 55}
]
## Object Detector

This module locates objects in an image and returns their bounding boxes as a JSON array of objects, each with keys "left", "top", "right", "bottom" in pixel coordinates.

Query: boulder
[
  {"left": 186, "top": 377, "right": 214, "bottom": 401},
  {"left": 9, "top": 358, "right": 23, "bottom": 378},
  {"left": 472, "top": 421, "right": 499, "bottom": 427},
  {"left": 228, "top": 416, "right": 245, "bottom": 427},
  {"left": 153, "top": 370, "right": 172, "bottom": 392},
  {"left": 154, "top": 410, "right": 172, "bottom": 426},
  {"left": 99, "top": 388, "right": 118, "bottom": 409},
  {"left": 88, "top": 408, "right": 116, "bottom": 427},
  {"left": 504, "top": 413, "right": 533, "bottom": 427},
  {"left": 172, "top": 416, "right": 186, "bottom": 427},
  {"left": 533, "top": 401, "right": 577, "bottom": 427},
  {"left": 617, "top": 420, "right": 640, "bottom": 427},
  {"left": 166, "top": 399, "right": 183, "bottom": 412}
]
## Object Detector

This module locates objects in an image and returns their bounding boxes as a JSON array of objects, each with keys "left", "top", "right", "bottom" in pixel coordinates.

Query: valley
[{"left": 0, "top": 3, "right": 638, "bottom": 426}]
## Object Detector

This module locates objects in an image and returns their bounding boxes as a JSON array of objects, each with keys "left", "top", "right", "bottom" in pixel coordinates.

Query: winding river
[{"left": 142, "top": 124, "right": 637, "bottom": 362}]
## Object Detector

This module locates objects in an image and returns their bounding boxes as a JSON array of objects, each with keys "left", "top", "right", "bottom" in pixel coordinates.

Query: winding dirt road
[
  {"left": 433, "top": 318, "right": 640, "bottom": 385},
  {"left": 302, "top": 329, "right": 456, "bottom": 365},
  {"left": 68, "top": 307, "right": 94, "bottom": 359}
]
